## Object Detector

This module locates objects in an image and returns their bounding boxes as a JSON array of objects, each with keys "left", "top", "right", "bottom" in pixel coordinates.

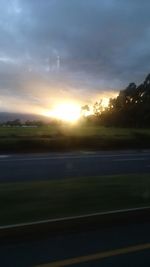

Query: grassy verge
[
  {"left": 0, "top": 125, "right": 150, "bottom": 152},
  {"left": 0, "top": 174, "right": 150, "bottom": 226},
  {"left": 1, "top": 125, "right": 150, "bottom": 138}
]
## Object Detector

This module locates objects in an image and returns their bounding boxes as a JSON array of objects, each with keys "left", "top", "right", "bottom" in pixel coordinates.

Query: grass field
[
  {"left": 0, "top": 125, "right": 150, "bottom": 151},
  {"left": 0, "top": 125, "right": 59, "bottom": 137},
  {"left": 0, "top": 174, "right": 150, "bottom": 226},
  {"left": 0, "top": 125, "right": 150, "bottom": 138}
]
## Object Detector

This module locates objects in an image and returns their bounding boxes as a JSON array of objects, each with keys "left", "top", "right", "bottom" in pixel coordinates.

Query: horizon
[{"left": 0, "top": 0, "right": 150, "bottom": 119}]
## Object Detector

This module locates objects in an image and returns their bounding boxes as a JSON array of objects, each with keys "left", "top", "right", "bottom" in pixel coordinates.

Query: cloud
[{"left": 0, "top": 0, "right": 150, "bottom": 112}]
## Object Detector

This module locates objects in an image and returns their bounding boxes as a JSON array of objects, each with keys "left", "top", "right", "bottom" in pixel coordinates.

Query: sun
[
  {"left": 43, "top": 103, "right": 81, "bottom": 123},
  {"left": 101, "top": 97, "right": 109, "bottom": 109},
  {"left": 42, "top": 97, "right": 110, "bottom": 122}
]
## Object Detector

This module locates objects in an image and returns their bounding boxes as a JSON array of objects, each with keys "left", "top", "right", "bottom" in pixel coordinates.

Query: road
[
  {"left": 1, "top": 151, "right": 150, "bottom": 266},
  {"left": 1, "top": 220, "right": 150, "bottom": 266},
  {"left": 0, "top": 150, "right": 150, "bottom": 182}
]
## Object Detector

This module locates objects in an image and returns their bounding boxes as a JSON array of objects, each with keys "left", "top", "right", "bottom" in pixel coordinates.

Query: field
[
  {"left": 0, "top": 125, "right": 150, "bottom": 137},
  {"left": 0, "top": 125, "right": 150, "bottom": 151},
  {"left": 0, "top": 174, "right": 150, "bottom": 226}
]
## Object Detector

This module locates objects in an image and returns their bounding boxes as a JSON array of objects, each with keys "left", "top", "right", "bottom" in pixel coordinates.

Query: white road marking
[
  {"left": 0, "top": 153, "right": 149, "bottom": 162},
  {"left": 0, "top": 206, "right": 150, "bottom": 230},
  {"left": 0, "top": 155, "right": 10, "bottom": 158},
  {"left": 113, "top": 158, "right": 146, "bottom": 162}
]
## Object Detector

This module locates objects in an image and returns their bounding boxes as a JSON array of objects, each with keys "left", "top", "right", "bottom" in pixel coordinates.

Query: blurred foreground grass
[
  {"left": 0, "top": 125, "right": 150, "bottom": 151},
  {"left": 0, "top": 174, "right": 150, "bottom": 226},
  {"left": 0, "top": 125, "right": 150, "bottom": 138}
]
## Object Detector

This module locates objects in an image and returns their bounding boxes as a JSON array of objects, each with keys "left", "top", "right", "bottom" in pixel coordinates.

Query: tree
[
  {"left": 93, "top": 101, "right": 103, "bottom": 116},
  {"left": 81, "top": 105, "right": 90, "bottom": 116},
  {"left": 6, "top": 119, "right": 21, "bottom": 126}
]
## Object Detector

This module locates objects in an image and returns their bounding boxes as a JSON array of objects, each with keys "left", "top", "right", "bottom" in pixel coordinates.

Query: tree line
[
  {"left": 83, "top": 73, "right": 150, "bottom": 128},
  {"left": 0, "top": 119, "right": 45, "bottom": 127}
]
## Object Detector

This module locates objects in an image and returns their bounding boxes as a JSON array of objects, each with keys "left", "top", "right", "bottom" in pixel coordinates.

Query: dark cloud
[{"left": 0, "top": 0, "right": 150, "bottom": 111}]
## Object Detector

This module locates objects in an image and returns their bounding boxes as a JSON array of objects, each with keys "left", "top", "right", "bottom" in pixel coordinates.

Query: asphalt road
[
  {"left": 1, "top": 220, "right": 150, "bottom": 266},
  {"left": 0, "top": 150, "right": 150, "bottom": 182},
  {"left": 1, "top": 151, "right": 150, "bottom": 266}
]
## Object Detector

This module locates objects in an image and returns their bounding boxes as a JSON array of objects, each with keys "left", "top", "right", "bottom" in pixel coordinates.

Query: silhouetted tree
[
  {"left": 93, "top": 101, "right": 103, "bottom": 116},
  {"left": 88, "top": 73, "right": 150, "bottom": 128}
]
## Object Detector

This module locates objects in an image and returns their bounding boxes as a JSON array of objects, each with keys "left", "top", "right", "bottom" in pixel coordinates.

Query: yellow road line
[{"left": 36, "top": 242, "right": 150, "bottom": 267}]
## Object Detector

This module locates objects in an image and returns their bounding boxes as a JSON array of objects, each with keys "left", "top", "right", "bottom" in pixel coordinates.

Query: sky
[{"left": 0, "top": 0, "right": 150, "bottom": 114}]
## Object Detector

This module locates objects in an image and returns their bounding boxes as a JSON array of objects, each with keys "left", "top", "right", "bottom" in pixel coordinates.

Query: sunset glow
[
  {"left": 43, "top": 103, "right": 81, "bottom": 123},
  {"left": 101, "top": 97, "right": 110, "bottom": 109},
  {"left": 42, "top": 96, "right": 111, "bottom": 122}
]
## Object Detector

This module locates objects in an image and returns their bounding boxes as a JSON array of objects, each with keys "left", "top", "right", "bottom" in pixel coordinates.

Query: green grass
[
  {"left": 61, "top": 125, "right": 150, "bottom": 139},
  {"left": 0, "top": 174, "right": 150, "bottom": 226},
  {"left": 0, "top": 125, "right": 150, "bottom": 151},
  {"left": 0, "top": 125, "right": 150, "bottom": 138},
  {"left": 0, "top": 125, "right": 59, "bottom": 137},
  {"left": 61, "top": 125, "right": 134, "bottom": 137}
]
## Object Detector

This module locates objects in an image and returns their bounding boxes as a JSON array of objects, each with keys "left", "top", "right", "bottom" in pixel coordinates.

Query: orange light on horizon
[
  {"left": 101, "top": 97, "right": 109, "bottom": 109},
  {"left": 41, "top": 93, "right": 116, "bottom": 122},
  {"left": 42, "top": 102, "right": 81, "bottom": 123}
]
